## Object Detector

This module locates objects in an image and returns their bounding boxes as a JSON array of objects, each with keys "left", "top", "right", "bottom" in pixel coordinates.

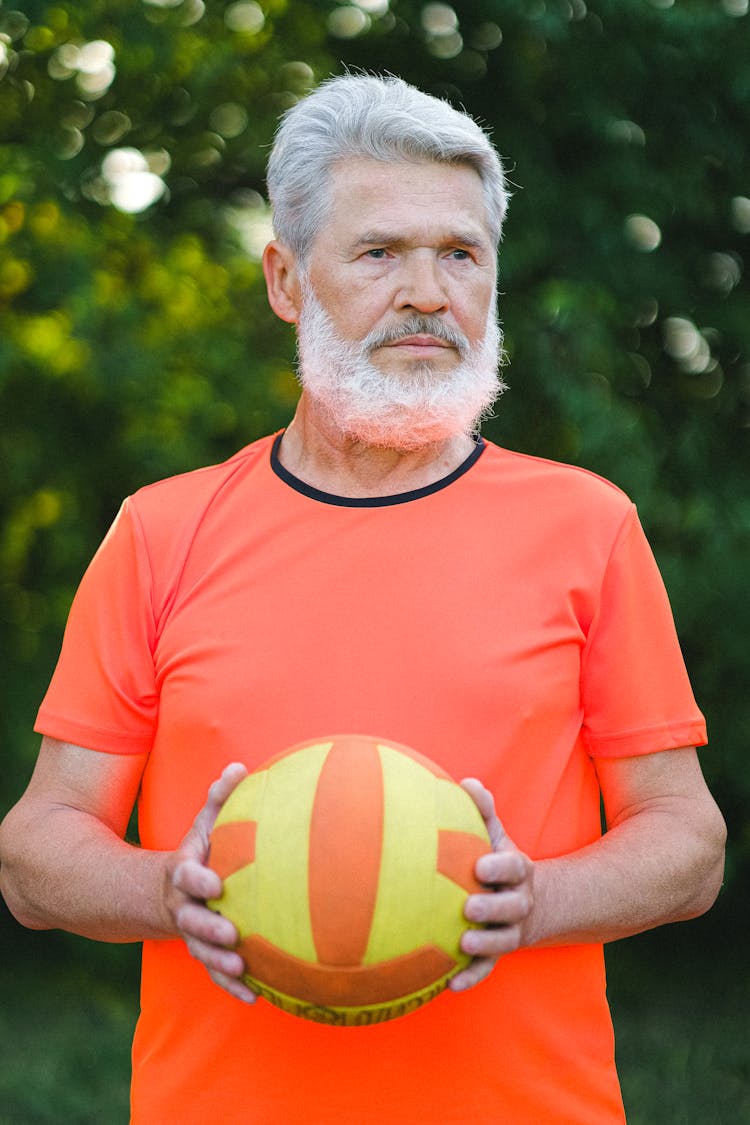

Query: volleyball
[{"left": 207, "top": 734, "right": 490, "bottom": 1026}]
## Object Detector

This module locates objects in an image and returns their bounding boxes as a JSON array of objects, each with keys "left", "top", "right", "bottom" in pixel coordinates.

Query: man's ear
[{"left": 263, "top": 240, "right": 303, "bottom": 324}]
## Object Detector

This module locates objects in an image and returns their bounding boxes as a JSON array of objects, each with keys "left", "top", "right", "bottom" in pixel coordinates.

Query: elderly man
[{"left": 0, "top": 75, "right": 725, "bottom": 1124}]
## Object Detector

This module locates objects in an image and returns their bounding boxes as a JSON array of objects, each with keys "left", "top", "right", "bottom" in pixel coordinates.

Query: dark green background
[{"left": 1, "top": 1, "right": 748, "bottom": 1120}]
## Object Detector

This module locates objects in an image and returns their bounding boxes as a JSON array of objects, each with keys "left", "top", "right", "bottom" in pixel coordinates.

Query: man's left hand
[{"left": 449, "top": 777, "right": 534, "bottom": 992}]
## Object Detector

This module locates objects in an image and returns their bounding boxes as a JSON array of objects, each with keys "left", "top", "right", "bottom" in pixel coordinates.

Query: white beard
[{"left": 295, "top": 286, "right": 505, "bottom": 452}]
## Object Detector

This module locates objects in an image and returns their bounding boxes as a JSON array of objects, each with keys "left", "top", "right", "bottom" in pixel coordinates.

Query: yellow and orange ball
[{"left": 207, "top": 735, "right": 490, "bottom": 1026}]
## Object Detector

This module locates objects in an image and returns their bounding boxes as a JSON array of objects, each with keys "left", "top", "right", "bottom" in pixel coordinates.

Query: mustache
[{"left": 360, "top": 316, "right": 471, "bottom": 358}]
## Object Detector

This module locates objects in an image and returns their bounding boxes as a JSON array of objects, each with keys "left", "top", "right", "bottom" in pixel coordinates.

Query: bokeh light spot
[
  {"left": 702, "top": 251, "right": 742, "bottom": 294},
  {"left": 634, "top": 298, "right": 659, "bottom": 327},
  {"left": 2, "top": 10, "right": 29, "bottom": 39},
  {"left": 468, "top": 22, "right": 502, "bottom": 51},
  {"left": 92, "top": 110, "right": 132, "bottom": 146},
  {"left": 429, "top": 31, "right": 462, "bottom": 57},
  {"left": 55, "top": 126, "right": 85, "bottom": 159},
  {"left": 0, "top": 257, "right": 33, "bottom": 299},
  {"left": 224, "top": 1, "right": 265, "bottom": 33},
  {"left": 356, "top": 0, "right": 390, "bottom": 14},
  {"left": 422, "top": 2, "right": 462, "bottom": 56},
  {"left": 101, "top": 148, "right": 167, "bottom": 213},
  {"left": 48, "top": 39, "right": 116, "bottom": 99},
  {"left": 327, "top": 6, "right": 371, "bottom": 38},
  {"left": 422, "top": 2, "right": 458, "bottom": 34},
  {"left": 76, "top": 40, "right": 115, "bottom": 74},
  {"left": 730, "top": 196, "right": 750, "bottom": 233},
  {"left": 624, "top": 214, "right": 661, "bottom": 252},
  {"left": 179, "top": 0, "right": 206, "bottom": 27},
  {"left": 607, "top": 119, "right": 646, "bottom": 146},
  {"left": 62, "top": 101, "right": 96, "bottom": 129},
  {"left": 24, "top": 25, "right": 56, "bottom": 52},
  {"left": 279, "top": 61, "right": 315, "bottom": 94},
  {"left": 210, "top": 102, "right": 249, "bottom": 139},
  {"left": 663, "top": 317, "right": 712, "bottom": 374},
  {"left": 225, "top": 192, "right": 275, "bottom": 261}
]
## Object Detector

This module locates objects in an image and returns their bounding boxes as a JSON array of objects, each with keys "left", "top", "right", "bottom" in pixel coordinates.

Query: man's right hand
[{"left": 164, "top": 762, "right": 258, "bottom": 1004}]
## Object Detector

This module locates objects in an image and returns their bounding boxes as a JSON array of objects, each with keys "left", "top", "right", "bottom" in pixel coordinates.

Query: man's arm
[
  {"left": 450, "top": 746, "right": 727, "bottom": 991},
  {"left": 0, "top": 737, "right": 256, "bottom": 1002}
]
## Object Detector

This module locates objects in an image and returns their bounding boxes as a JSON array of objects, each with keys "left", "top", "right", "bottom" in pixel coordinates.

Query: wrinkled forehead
[{"left": 316, "top": 156, "right": 495, "bottom": 246}]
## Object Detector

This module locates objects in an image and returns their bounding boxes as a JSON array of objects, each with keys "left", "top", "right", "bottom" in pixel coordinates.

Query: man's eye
[
  {"left": 366, "top": 248, "right": 387, "bottom": 259},
  {"left": 449, "top": 249, "right": 470, "bottom": 260}
]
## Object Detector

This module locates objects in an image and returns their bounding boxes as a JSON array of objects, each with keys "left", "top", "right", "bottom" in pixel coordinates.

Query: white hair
[{"left": 266, "top": 74, "right": 510, "bottom": 262}]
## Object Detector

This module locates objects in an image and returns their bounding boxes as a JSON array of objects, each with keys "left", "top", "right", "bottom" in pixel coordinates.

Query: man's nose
[{"left": 394, "top": 254, "right": 449, "bottom": 314}]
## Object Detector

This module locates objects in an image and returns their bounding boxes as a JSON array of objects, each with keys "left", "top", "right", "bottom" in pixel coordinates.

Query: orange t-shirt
[{"left": 36, "top": 434, "right": 706, "bottom": 1124}]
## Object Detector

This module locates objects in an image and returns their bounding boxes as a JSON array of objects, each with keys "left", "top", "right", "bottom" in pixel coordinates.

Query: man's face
[
  {"left": 294, "top": 158, "right": 503, "bottom": 449},
  {"left": 303, "top": 157, "right": 498, "bottom": 381}
]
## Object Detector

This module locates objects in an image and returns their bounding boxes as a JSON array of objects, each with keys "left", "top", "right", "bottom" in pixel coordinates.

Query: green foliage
[{"left": 1, "top": 0, "right": 320, "bottom": 784}]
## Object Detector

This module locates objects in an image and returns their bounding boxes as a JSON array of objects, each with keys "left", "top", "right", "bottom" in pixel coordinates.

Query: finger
[
  {"left": 461, "top": 923, "right": 523, "bottom": 961},
  {"left": 182, "top": 931, "right": 247, "bottom": 979},
  {"left": 465, "top": 887, "right": 532, "bottom": 927},
  {"left": 475, "top": 849, "right": 530, "bottom": 888},
  {"left": 192, "top": 763, "right": 249, "bottom": 841},
  {"left": 207, "top": 762, "right": 249, "bottom": 810},
  {"left": 460, "top": 778, "right": 506, "bottom": 850},
  {"left": 207, "top": 969, "right": 258, "bottom": 1005},
  {"left": 172, "top": 857, "right": 223, "bottom": 902},
  {"left": 175, "top": 900, "right": 238, "bottom": 948},
  {"left": 449, "top": 955, "right": 497, "bottom": 993}
]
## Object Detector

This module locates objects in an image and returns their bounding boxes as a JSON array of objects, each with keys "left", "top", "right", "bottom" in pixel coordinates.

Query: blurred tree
[
  {"left": 1, "top": 0, "right": 748, "bottom": 901},
  {"left": 1, "top": 0, "right": 330, "bottom": 783}
]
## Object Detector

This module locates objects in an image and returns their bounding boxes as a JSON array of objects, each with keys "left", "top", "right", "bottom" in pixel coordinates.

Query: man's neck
[{"left": 277, "top": 396, "right": 477, "bottom": 499}]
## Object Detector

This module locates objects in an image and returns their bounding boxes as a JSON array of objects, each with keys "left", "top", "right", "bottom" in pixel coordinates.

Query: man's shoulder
[
  {"left": 128, "top": 433, "right": 277, "bottom": 522},
  {"left": 481, "top": 440, "right": 633, "bottom": 514},
  {"left": 116, "top": 433, "right": 278, "bottom": 573}
]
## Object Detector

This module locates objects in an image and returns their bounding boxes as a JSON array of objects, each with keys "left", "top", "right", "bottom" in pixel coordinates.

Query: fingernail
[
  {"left": 462, "top": 932, "right": 482, "bottom": 954},
  {"left": 465, "top": 905, "right": 484, "bottom": 925},
  {"left": 476, "top": 857, "right": 494, "bottom": 881}
]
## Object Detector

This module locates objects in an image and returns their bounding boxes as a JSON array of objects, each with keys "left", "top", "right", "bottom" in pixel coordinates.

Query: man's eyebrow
[
  {"left": 350, "top": 230, "right": 489, "bottom": 251},
  {"left": 348, "top": 230, "right": 408, "bottom": 251}
]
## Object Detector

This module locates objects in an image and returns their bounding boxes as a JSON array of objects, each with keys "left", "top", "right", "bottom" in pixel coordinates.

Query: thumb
[
  {"left": 187, "top": 762, "right": 249, "bottom": 857},
  {"left": 460, "top": 777, "right": 506, "bottom": 851}
]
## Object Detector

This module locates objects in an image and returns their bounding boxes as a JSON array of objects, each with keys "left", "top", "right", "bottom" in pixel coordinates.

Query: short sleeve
[
  {"left": 34, "top": 497, "right": 159, "bottom": 754},
  {"left": 581, "top": 506, "right": 707, "bottom": 757}
]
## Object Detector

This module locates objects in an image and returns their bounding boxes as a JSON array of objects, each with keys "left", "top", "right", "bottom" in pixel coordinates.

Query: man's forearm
[
  {"left": 1, "top": 755, "right": 257, "bottom": 1006},
  {"left": 0, "top": 804, "right": 174, "bottom": 942},
  {"left": 454, "top": 753, "right": 726, "bottom": 992},
  {"left": 523, "top": 801, "right": 726, "bottom": 948}
]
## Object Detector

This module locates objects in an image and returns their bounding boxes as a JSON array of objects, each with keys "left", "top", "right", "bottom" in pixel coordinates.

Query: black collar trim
[{"left": 270, "top": 431, "right": 485, "bottom": 508}]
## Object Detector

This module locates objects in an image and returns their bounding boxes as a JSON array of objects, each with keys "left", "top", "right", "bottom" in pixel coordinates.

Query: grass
[
  {"left": 0, "top": 977, "right": 135, "bottom": 1125},
  {"left": 607, "top": 914, "right": 750, "bottom": 1125},
  {"left": 0, "top": 920, "right": 138, "bottom": 1125},
  {"left": 615, "top": 991, "right": 750, "bottom": 1125},
  {"left": 1, "top": 906, "right": 747, "bottom": 1124}
]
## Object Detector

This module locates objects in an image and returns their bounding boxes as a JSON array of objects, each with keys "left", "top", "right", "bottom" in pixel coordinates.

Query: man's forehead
[
  {"left": 328, "top": 153, "right": 484, "bottom": 195},
  {"left": 322, "top": 156, "right": 493, "bottom": 243}
]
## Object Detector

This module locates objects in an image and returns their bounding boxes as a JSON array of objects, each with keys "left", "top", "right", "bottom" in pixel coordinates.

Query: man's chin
[{"left": 369, "top": 352, "right": 460, "bottom": 383}]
